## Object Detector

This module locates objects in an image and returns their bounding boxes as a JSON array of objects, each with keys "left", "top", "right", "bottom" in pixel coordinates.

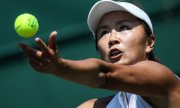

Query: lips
[{"left": 109, "top": 48, "right": 122, "bottom": 60}]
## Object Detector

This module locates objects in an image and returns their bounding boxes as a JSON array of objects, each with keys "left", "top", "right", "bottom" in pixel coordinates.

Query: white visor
[{"left": 87, "top": 0, "right": 153, "bottom": 35}]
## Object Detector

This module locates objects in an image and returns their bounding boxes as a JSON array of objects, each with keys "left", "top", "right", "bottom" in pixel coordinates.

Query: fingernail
[
  {"left": 35, "top": 37, "right": 40, "bottom": 41},
  {"left": 53, "top": 31, "right": 57, "bottom": 35}
]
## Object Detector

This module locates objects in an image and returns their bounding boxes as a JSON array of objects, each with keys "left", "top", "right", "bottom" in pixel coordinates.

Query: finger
[
  {"left": 54, "top": 45, "right": 59, "bottom": 56},
  {"left": 48, "top": 31, "right": 57, "bottom": 50},
  {"left": 29, "top": 57, "right": 41, "bottom": 67},
  {"left": 18, "top": 43, "right": 41, "bottom": 58},
  {"left": 29, "top": 59, "right": 43, "bottom": 72},
  {"left": 29, "top": 56, "right": 48, "bottom": 72},
  {"left": 35, "top": 37, "right": 48, "bottom": 52}
]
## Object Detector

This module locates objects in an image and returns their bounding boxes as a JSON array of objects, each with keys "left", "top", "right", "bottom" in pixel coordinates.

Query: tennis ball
[{"left": 14, "top": 13, "right": 39, "bottom": 38}]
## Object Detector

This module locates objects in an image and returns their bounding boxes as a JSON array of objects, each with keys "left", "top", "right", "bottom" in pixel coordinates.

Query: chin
[
  {"left": 112, "top": 59, "right": 133, "bottom": 65},
  {"left": 109, "top": 59, "right": 124, "bottom": 64},
  {"left": 114, "top": 61, "right": 127, "bottom": 65}
]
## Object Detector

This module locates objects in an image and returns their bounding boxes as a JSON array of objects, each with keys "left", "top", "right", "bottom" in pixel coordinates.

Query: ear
[{"left": 146, "top": 35, "right": 155, "bottom": 53}]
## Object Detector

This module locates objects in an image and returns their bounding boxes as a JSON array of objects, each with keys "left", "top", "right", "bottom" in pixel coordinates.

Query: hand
[
  {"left": 18, "top": 31, "right": 61, "bottom": 74},
  {"left": 18, "top": 31, "right": 110, "bottom": 87}
]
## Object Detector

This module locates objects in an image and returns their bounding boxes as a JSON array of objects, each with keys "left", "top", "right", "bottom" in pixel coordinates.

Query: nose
[{"left": 108, "top": 30, "right": 120, "bottom": 47}]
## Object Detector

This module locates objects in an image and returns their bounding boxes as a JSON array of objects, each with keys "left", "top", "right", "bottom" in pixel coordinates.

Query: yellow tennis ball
[{"left": 14, "top": 13, "right": 39, "bottom": 38}]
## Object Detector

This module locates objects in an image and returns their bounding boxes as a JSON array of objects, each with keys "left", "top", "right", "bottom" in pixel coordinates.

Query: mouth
[{"left": 109, "top": 48, "right": 123, "bottom": 60}]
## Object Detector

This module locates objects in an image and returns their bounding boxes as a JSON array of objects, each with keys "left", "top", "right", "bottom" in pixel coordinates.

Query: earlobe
[{"left": 146, "top": 35, "right": 155, "bottom": 53}]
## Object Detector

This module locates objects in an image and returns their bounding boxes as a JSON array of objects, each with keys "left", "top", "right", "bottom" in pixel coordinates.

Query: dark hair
[{"left": 138, "top": 19, "right": 159, "bottom": 62}]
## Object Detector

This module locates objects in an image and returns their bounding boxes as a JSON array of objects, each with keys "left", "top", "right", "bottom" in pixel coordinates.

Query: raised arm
[
  {"left": 19, "top": 31, "right": 180, "bottom": 97},
  {"left": 18, "top": 31, "right": 113, "bottom": 87}
]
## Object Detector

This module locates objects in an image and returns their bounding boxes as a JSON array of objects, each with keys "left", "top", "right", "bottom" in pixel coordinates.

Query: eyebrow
[
  {"left": 97, "top": 20, "right": 135, "bottom": 31},
  {"left": 116, "top": 20, "right": 137, "bottom": 25},
  {"left": 96, "top": 25, "right": 108, "bottom": 33},
  {"left": 96, "top": 19, "right": 140, "bottom": 35}
]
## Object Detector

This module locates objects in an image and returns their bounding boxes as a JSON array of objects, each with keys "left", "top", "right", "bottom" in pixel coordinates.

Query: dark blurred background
[{"left": 0, "top": 0, "right": 180, "bottom": 107}]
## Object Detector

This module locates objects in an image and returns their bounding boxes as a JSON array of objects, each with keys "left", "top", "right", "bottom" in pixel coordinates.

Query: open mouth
[{"left": 109, "top": 48, "right": 122, "bottom": 59}]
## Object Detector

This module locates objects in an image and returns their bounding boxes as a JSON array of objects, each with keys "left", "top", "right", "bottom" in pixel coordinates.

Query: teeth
[{"left": 111, "top": 50, "right": 121, "bottom": 56}]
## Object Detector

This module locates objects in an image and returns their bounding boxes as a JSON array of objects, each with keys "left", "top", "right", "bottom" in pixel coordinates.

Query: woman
[{"left": 19, "top": 0, "right": 180, "bottom": 107}]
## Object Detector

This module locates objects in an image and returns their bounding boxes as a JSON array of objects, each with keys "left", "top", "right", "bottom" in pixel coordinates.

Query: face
[{"left": 96, "top": 11, "right": 153, "bottom": 65}]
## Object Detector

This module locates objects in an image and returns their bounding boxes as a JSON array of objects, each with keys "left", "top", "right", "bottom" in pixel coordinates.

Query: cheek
[
  {"left": 122, "top": 30, "right": 146, "bottom": 48},
  {"left": 97, "top": 38, "right": 109, "bottom": 59},
  {"left": 121, "top": 31, "right": 147, "bottom": 56},
  {"left": 123, "top": 38, "right": 147, "bottom": 56}
]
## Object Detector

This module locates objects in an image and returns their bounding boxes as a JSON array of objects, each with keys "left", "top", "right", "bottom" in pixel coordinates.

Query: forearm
[
  {"left": 52, "top": 58, "right": 111, "bottom": 88},
  {"left": 18, "top": 33, "right": 111, "bottom": 88}
]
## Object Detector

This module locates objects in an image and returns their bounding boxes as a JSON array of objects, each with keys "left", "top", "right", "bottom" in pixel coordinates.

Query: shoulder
[
  {"left": 77, "top": 98, "right": 97, "bottom": 108},
  {"left": 77, "top": 95, "right": 114, "bottom": 108},
  {"left": 140, "top": 61, "right": 179, "bottom": 91},
  {"left": 139, "top": 61, "right": 180, "bottom": 107},
  {"left": 124, "top": 60, "right": 179, "bottom": 95},
  {"left": 168, "top": 75, "right": 180, "bottom": 106}
]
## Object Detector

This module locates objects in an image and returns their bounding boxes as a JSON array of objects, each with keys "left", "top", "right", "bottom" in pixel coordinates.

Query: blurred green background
[{"left": 0, "top": 0, "right": 180, "bottom": 108}]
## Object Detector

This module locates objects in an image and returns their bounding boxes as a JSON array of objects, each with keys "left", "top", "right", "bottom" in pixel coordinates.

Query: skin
[
  {"left": 18, "top": 11, "right": 180, "bottom": 108},
  {"left": 78, "top": 11, "right": 180, "bottom": 108},
  {"left": 96, "top": 11, "right": 151, "bottom": 65}
]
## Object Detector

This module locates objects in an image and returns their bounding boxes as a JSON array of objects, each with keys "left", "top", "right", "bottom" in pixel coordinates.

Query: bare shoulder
[
  {"left": 143, "top": 61, "right": 180, "bottom": 91},
  {"left": 168, "top": 75, "right": 180, "bottom": 107},
  {"left": 77, "top": 95, "right": 114, "bottom": 108},
  {"left": 134, "top": 61, "right": 178, "bottom": 83},
  {"left": 77, "top": 98, "right": 97, "bottom": 108},
  {"left": 138, "top": 61, "right": 180, "bottom": 107}
]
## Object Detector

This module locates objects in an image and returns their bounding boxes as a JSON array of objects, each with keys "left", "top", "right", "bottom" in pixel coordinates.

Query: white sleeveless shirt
[{"left": 106, "top": 92, "right": 152, "bottom": 108}]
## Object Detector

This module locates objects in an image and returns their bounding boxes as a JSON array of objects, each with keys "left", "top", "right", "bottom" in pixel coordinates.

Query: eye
[
  {"left": 119, "top": 25, "right": 130, "bottom": 31},
  {"left": 100, "top": 30, "right": 109, "bottom": 36},
  {"left": 97, "top": 30, "right": 109, "bottom": 39}
]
